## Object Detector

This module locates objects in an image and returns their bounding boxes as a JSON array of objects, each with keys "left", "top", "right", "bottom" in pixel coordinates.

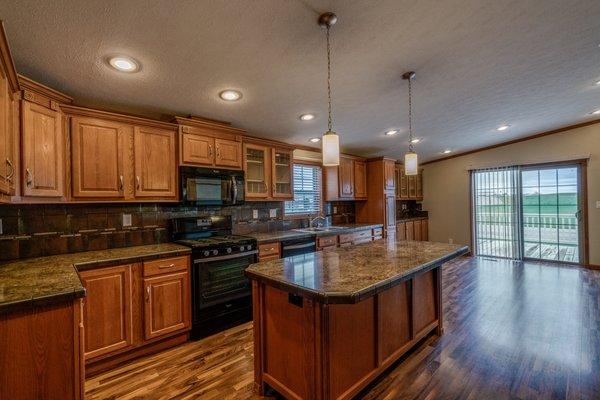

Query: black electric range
[{"left": 171, "top": 216, "right": 257, "bottom": 339}]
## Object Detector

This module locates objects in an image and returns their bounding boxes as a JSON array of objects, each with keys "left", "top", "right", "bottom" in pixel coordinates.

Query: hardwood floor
[{"left": 85, "top": 257, "right": 600, "bottom": 399}]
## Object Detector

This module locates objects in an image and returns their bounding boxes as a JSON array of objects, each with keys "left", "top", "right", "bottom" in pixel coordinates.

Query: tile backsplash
[{"left": 0, "top": 202, "right": 305, "bottom": 261}]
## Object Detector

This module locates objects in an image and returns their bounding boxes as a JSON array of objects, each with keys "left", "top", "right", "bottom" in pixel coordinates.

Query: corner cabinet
[
  {"left": 243, "top": 139, "right": 293, "bottom": 201},
  {"left": 395, "top": 164, "right": 423, "bottom": 201},
  {"left": 324, "top": 155, "right": 368, "bottom": 201},
  {"left": 64, "top": 106, "right": 179, "bottom": 202},
  {"left": 176, "top": 116, "right": 244, "bottom": 170}
]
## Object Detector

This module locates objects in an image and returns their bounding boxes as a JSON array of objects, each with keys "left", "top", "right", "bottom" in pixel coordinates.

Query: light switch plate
[
  {"left": 253, "top": 210, "right": 259, "bottom": 219},
  {"left": 596, "top": 201, "right": 600, "bottom": 209},
  {"left": 333, "top": 206, "right": 338, "bottom": 214},
  {"left": 122, "top": 214, "right": 132, "bottom": 227},
  {"left": 269, "top": 209, "right": 277, "bottom": 218},
  {"left": 449, "top": 238, "right": 454, "bottom": 244}
]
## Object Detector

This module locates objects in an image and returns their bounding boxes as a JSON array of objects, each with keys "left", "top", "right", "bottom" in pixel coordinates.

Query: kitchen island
[{"left": 246, "top": 238, "right": 468, "bottom": 400}]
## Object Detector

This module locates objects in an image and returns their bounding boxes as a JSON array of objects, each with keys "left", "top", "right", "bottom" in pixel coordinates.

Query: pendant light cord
[
  {"left": 326, "top": 25, "right": 333, "bottom": 133},
  {"left": 408, "top": 76, "right": 414, "bottom": 152}
]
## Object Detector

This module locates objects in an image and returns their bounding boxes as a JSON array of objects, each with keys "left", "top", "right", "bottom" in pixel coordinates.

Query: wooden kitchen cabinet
[
  {"left": 0, "top": 24, "right": 18, "bottom": 199},
  {"left": 396, "top": 222, "right": 406, "bottom": 240},
  {"left": 413, "top": 219, "right": 422, "bottom": 241},
  {"left": 384, "top": 159, "right": 396, "bottom": 191},
  {"left": 71, "top": 116, "right": 129, "bottom": 198},
  {"left": 79, "top": 264, "right": 135, "bottom": 360},
  {"left": 143, "top": 270, "right": 191, "bottom": 340},
  {"left": 396, "top": 164, "right": 423, "bottom": 201},
  {"left": 134, "top": 126, "right": 177, "bottom": 198},
  {"left": 176, "top": 116, "right": 244, "bottom": 170},
  {"left": 354, "top": 160, "right": 367, "bottom": 199},
  {"left": 421, "top": 219, "right": 428, "bottom": 241},
  {"left": 405, "top": 221, "right": 414, "bottom": 240},
  {"left": 258, "top": 242, "right": 281, "bottom": 261},
  {"left": 243, "top": 139, "right": 293, "bottom": 201},
  {"left": 397, "top": 218, "right": 428, "bottom": 241},
  {"left": 21, "top": 100, "right": 64, "bottom": 197},
  {"left": 339, "top": 156, "right": 354, "bottom": 198}
]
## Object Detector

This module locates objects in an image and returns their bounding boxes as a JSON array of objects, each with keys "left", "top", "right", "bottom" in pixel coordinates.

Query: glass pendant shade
[
  {"left": 404, "top": 151, "right": 418, "bottom": 175},
  {"left": 322, "top": 131, "right": 340, "bottom": 166}
]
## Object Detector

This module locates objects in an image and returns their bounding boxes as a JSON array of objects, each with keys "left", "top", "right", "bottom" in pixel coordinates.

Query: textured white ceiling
[{"left": 1, "top": 0, "right": 600, "bottom": 161}]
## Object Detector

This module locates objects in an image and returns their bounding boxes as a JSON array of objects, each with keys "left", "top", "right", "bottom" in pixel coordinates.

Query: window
[{"left": 284, "top": 164, "right": 322, "bottom": 216}]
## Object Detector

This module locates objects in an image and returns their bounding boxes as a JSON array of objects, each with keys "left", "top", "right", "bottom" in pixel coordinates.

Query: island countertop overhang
[{"left": 245, "top": 239, "right": 469, "bottom": 304}]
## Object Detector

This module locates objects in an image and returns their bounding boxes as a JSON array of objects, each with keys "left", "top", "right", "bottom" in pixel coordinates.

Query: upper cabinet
[
  {"left": 243, "top": 138, "right": 293, "bottom": 201},
  {"left": 395, "top": 164, "right": 423, "bottom": 201},
  {"left": 175, "top": 116, "right": 243, "bottom": 170},
  {"left": 324, "top": 155, "right": 368, "bottom": 201},
  {"left": 65, "top": 106, "right": 179, "bottom": 202}
]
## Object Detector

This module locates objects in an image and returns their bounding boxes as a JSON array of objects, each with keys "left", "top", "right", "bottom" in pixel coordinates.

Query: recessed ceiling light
[
  {"left": 410, "top": 138, "right": 421, "bottom": 144},
  {"left": 219, "top": 90, "right": 242, "bottom": 101},
  {"left": 309, "top": 137, "right": 321, "bottom": 143},
  {"left": 442, "top": 149, "right": 452, "bottom": 154},
  {"left": 595, "top": 80, "right": 600, "bottom": 86},
  {"left": 497, "top": 125, "right": 510, "bottom": 131},
  {"left": 591, "top": 109, "right": 600, "bottom": 115},
  {"left": 385, "top": 130, "right": 398, "bottom": 136},
  {"left": 300, "top": 113, "right": 315, "bottom": 121},
  {"left": 108, "top": 56, "right": 139, "bottom": 72}
]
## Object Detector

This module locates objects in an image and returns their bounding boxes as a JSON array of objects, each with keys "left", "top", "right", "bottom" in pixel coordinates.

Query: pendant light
[
  {"left": 319, "top": 12, "right": 340, "bottom": 166},
  {"left": 402, "top": 71, "right": 418, "bottom": 176}
]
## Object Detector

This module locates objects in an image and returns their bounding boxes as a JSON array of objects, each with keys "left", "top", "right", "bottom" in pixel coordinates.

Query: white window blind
[{"left": 284, "top": 164, "right": 322, "bottom": 216}]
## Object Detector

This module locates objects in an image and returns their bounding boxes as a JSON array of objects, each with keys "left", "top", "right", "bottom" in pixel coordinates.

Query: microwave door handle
[{"left": 231, "top": 176, "right": 238, "bottom": 203}]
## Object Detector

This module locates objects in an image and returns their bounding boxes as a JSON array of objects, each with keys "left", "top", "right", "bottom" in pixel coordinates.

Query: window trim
[{"left": 284, "top": 161, "right": 324, "bottom": 219}]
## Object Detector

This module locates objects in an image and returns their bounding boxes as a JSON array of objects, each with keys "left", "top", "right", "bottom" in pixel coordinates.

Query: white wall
[{"left": 422, "top": 122, "right": 600, "bottom": 265}]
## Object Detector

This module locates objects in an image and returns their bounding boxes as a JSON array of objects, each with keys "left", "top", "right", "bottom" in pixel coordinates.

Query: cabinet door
[
  {"left": 71, "top": 117, "right": 128, "bottom": 198},
  {"left": 181, "top": 133, "right": 214, "bottom": 166},
  {"left": 405, "top": 221, "right": 414, "bottom": 240},
  {"left": 384, "top": 160, "right": 395, "bottom": 191},
  {"left": 396, "top": 222, "right": 406, "bottom": 240},
  {"left": 421, "top": 219, "right": 428, "bottom": 241},
  {"left": 143, "top": 271, "right": 190, "bottom": 340},
  {"left": 416, "top": 172, "right": 423, "bottom": 200},
  {"left": 399, "top": 167, "right": 408, "bottom": 199},
  {"left": 214, "top": 138, "right": 242, "bottom": 169},
  {"left": 0, "top": 71, "right": 9, "bottom": 195},
  {"left": 244, "top": 143, "right": 271, "bottom": 199},
  {"left": 385, "top": 194, "right": 396, "bottom": 236},
  {"left": 271, "top": 148, "right": 293, "bottom": 199},
  {"left": 338, "top": 157, "right": 354, "bottom": 198},
  {"left": 134, "top": 126, "right": 177, "bottom": 198},
  {"left": 80, "top": 264, "right": 134, "bottom": 360},
  {"left": 413, "top": 220, "right": 422, "bottom": 241},
  {"left": 354, "top": 161, "right": 367, "bottom": 199},
  {"left": 21, "top": 101, "right": 64, "bottom": 197},
  {"left": 394, "top": 166, "right": 400, "bottom": 199},
  {"left": 408, "top": 175, "right": 417, "bottom": 198}
]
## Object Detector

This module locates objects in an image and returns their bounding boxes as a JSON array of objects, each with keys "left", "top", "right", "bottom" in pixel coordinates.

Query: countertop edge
[{"left": 246, "top": 245, "right": 469, "bottom": 304}]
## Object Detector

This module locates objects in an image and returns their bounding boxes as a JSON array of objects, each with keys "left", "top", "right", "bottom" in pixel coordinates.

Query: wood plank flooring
[{"left": 85, "top": 257, "right": 600, "bottom": 399}]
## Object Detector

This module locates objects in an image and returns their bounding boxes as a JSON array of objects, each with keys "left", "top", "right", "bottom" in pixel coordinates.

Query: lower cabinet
[
  {"left": 396, "top": 218, "right": 428, "bottom": 241},
  {"left": 79, "top": 255, "right": 191, "bottom": 373},
  {"left": 258, "top": 242, "right": 281, "bottom": 262}
]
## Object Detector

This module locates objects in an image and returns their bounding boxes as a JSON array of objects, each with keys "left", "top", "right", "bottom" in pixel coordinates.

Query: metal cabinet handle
[
  {"left": 272, "top": 183, "right": 276, "bottom": 194},
  {"left": 216, "top": 146, "right": 220, "bottom": 158},
  {"left": 119, "top": 175, "right": 124, "bottom": 191},
  {"left": 26, "top": 168, "right": 33, "bottom": 186},
  {"left": 6, "top": 159, "right": 14, "bottom": 182},
  {"left": 208, "top": 145, "right": 213, "bottom": 157},
  {"left": 136, "top": 176, "right": 141, "bottom": 190},
  {"left": 158, "top": 263, "right": 176, "bottom": 269},
  {"left": 146, "top": 286, "right": 150, "bottom": 302}
]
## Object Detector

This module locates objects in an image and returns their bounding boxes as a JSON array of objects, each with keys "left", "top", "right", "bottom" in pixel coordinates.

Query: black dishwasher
[{"left": 281, "top": 236, "right": 317, "bottom": 257}]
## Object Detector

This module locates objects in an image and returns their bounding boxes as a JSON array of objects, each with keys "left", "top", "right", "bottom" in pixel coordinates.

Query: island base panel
[{"left": 252, "top": 265, "right": 442, "bottom": 400}]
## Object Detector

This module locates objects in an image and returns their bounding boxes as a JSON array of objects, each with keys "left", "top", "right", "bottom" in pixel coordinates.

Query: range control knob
[
  {"left": 203, "top": 250, "right": 210, "bottom": 257},
  {"left": 247, "top": 244, "right": 253, "bottom": 250},
  {"left": 212, "top": 249, "right": 218, "bottom": 256},
  {"left": 239, "top": 245, "right": 246, "bottom": 252},
  {"left": 226, "top": 247, "right": 232, "bottom": 254}
]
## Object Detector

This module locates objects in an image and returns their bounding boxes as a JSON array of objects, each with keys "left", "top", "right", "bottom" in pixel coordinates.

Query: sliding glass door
[
  {"left": 472, "top": 163, "right": 584, "bottom": 264},
  {"left": 521, "top": 165, "right": 583, "bottom": 263}
]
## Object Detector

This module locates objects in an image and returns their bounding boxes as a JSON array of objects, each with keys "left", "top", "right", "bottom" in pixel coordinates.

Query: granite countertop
[
  {"left": 0, "top": 243, "right": 191, "bottom": 313},
  {"left": 396, "top": 216, "right": 428, "bottom": 222},
  {"left": 246, "top": 239, "right": 468, "bottom": 304},
  {"left": 247, "top": 223, "right": 383, "bottom": 244}
]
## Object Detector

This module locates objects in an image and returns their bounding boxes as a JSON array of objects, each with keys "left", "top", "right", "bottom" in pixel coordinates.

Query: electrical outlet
[
  {"left": 449, "top": 238, "right": 454, "bottom": 244},
  {"left": 333, "top": 206, "right": 338, "bottom": 214},
  {"left": 122, "top": 214, "right": 132, "bottom": 227},
  {"left": 269, "top": 209, "right": 277, "bottom": 218},
  {"left": 253, "top": 210, "right": 259, "bottom": 219}
]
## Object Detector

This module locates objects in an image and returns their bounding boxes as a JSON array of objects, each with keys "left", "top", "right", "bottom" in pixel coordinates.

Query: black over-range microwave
[{"left": 180, "top": 166, "right": 245, "bottom": 206}]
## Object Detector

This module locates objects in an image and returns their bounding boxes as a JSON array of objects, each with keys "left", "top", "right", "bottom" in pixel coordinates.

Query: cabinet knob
[
  {"left": 25, "top": 168, "right": 33, "bottom": 186},
  {"left": 119, "top": 175, "right": 124, "bottom": 191},
  {"left": 145, "top": 286, "right": 150, "bottom": 302},
  {"left": 136, "top": 176, "right": 141, "bottom": 190}
]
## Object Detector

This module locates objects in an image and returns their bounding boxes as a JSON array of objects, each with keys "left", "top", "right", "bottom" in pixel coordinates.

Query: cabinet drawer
[
  {"left": 259, "top": 242, "right": 280, "bottom": 257},
  {"left": 338, "top": 233, "right": 354, "bottom": 244},
  {"left": 373, "top": 228, "right": 383, "bottom": 237},
  {"left": 353, "top": 230, "right": 372, "bottom": 241},
  {"left": 143, "top": 256, "right": 189, "bottom": 277},
  {"left": 318, "top": 235, "right": 338, "bottom": 248}
]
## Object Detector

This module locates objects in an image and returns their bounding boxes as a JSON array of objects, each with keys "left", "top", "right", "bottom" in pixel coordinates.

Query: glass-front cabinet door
[
  {"left": 244, "top": 143, "right": 270, "bottom": 198},
  {"left": 271, "top": 148, "right": 293, "bottom": 199}
]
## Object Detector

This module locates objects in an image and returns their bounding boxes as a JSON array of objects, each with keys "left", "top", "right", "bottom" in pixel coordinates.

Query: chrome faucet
[{"left": 309, "top": 216, "right": 326, "bottom": 228}]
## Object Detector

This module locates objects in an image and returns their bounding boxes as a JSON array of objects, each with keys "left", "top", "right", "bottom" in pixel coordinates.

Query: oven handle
[
  {"left": 231, "top": 176, "right": 238, "bottom": 204},
  {"left": 282, "top": 242, "right": 316, "bottom": 251},
  {"left": 193, "top": 250, "right": 257, "bottom": 263}
]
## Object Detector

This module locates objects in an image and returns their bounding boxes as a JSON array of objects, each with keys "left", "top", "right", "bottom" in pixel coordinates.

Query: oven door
[
  {"left": 192, "top": 252, "right": 256, "bottom": 313},
  {"left": 181, "top": 166, "right": 245, "bottom": 206}
]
